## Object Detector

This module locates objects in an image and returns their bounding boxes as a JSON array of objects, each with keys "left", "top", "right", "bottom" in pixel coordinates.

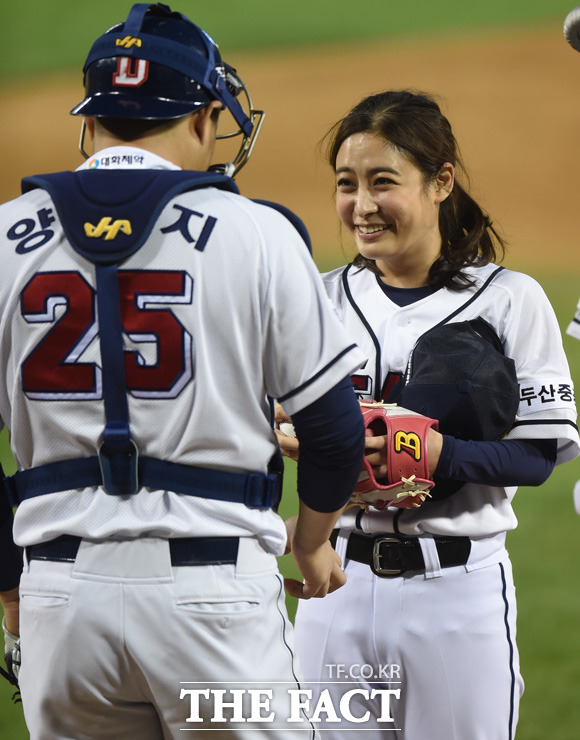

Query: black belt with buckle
[
  {"left": 330, "top": 530, "right": 471, "bottom": 577},
  {"left": 26, "top": 535, "right": 240, "bottom": 567}
]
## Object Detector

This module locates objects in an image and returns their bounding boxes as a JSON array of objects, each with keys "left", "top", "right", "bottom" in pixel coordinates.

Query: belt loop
[
  {"left": 393, "top": 509, "right": 404, "bottom": 536},
  {"left": 418, "top": 536, "right": 442, "bottom": 579},
  {"left": 333, "top": 529, "right": 349, "bottom": 563}
]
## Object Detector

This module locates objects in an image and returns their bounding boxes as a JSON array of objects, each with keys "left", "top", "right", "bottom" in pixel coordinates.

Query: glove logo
[
  {"left": 393, "top": 430, "right": 422, "bottom": 461},
  {"left": 84, "top": 217, "right": 132, "bottom": 240}
]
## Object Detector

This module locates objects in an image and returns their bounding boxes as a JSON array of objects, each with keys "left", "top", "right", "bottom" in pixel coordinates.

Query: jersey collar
[{"left": 76, "top": 146, "right": 181, "bottom": 172}]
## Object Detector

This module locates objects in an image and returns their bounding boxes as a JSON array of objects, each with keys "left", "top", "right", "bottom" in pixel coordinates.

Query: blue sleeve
[
  {"left": 436, "top": 436, "right": 557, "bottom": 487},
  {"left": 0, "top": 489, "right": 22, "bottom": 592},
  {"left": 292, "top": 376, "right": 365, "bottom": 512}
]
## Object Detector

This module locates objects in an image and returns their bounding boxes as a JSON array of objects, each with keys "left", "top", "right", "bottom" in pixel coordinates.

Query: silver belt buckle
[{"left": 372, "top": 536, "right": 402, "bottom": 577}]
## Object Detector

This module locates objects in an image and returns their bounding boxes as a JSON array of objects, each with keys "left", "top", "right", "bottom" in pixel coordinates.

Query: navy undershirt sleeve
[
  {"left": 435, "top": 436, "right": 557, "bottom": 487},
  {"left": 291, "top": 376, "right": 365, "bottom": 512}
]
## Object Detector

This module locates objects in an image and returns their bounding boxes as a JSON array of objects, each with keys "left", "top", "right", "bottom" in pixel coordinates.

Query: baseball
[
  {"left": 564, "top": 6, "right": 580, "bottom": 51},
  {"left": 278, "top": 422, "right": 296, "bottom": 437}
]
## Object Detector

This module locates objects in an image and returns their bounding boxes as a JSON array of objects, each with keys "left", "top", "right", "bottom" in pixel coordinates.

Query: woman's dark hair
[{"left": 326, "top": 90, "right": 505, "bottom": 289}]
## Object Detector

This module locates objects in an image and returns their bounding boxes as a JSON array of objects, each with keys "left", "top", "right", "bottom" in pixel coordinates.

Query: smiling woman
[
  {"left": 327, "top": 90, "right": 505, "bottom": 289},
  {"left": 334, "top": 133, "right": 454, "bottom": 286},
  {"left": 278, "top": 89, "right": 580, "bottom": 740}
]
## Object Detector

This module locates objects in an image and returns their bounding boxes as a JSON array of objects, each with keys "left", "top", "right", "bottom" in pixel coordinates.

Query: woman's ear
[{"left": 434, "top": 162, "right": 455, "bottom": 203}]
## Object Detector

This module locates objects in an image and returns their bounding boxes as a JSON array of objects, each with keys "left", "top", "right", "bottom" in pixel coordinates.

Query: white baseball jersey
[
  {"left": 294, "top": 261, "right": 579, "bottom": 740},
  {"left": 323, "top": 261, "right": 579, "bottom": 543},
  {"left": 0, "top": 146, "right": 363, "bottom": 555}
]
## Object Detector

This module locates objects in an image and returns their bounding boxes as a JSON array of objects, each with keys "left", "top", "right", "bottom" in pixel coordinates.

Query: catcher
[
  {"left": 277, "top": 89, "right": 579, "bottom": 740},
  {"left": 0, "top": 5, "right": 367, "bottom": 738}
]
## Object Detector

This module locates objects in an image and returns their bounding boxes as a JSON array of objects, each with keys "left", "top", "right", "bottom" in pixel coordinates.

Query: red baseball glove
[{"left": 351, "top": 402, "right": 438, "bottom": 510}]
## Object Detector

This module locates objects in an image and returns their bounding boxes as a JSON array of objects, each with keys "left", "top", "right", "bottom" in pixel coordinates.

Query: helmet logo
[
  {"left": 84, "top": 217, "right": 132, "bottom": 241},
  {"left": 113, "top": 57, "right": 149, "bottom": 87},
  {"left": 115, "top": 36, "right": 142, "bottom": 49}
]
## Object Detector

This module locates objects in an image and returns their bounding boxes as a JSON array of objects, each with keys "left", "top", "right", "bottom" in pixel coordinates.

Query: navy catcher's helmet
[{"left": 71, "top": 2, "right": 263, "bottom": 176}]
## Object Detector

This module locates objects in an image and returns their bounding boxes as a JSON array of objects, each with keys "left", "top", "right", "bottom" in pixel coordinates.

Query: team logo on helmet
[
  {"left": 115, "top": 36, "right": 142, "bottom": 49},
  {"left": 113, "top": 58, "right": 149, "bottom": 87}
]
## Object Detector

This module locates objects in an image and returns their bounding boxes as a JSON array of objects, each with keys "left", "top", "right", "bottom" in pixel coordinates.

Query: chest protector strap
[
  {"left": 4, "top": 455, "right": 280, "bottom": 509},
  {"left": 8, "top": 170, "right": 281, "bottom": 508}
]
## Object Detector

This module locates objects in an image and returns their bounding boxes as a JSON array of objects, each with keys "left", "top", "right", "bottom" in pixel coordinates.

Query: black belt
[
  {"left": 331, "top": 530, "right": 471, "bottom": 577},
  {"left": 26, "top": 535, "right": 240, "bottom": 567}
]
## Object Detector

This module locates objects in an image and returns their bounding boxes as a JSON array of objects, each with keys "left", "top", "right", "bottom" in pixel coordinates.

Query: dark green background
[{"left": 0, "top": 0, "right": 575, "bottom": 80}]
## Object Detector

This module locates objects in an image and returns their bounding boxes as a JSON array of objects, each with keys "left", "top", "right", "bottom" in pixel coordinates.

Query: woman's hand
[{"left": 363, "top": 426, "right": 443, "bottom": 478}]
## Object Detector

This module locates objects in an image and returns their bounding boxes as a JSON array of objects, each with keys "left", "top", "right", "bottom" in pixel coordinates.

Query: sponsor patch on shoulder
[{"left": 518, "top": 378, "right": 575, "bottom": 415}]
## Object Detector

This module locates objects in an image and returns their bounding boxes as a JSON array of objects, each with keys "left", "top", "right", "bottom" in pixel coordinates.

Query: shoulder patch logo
[{"left": 84, "top": 217, "right": 132, "bottom": 241}]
